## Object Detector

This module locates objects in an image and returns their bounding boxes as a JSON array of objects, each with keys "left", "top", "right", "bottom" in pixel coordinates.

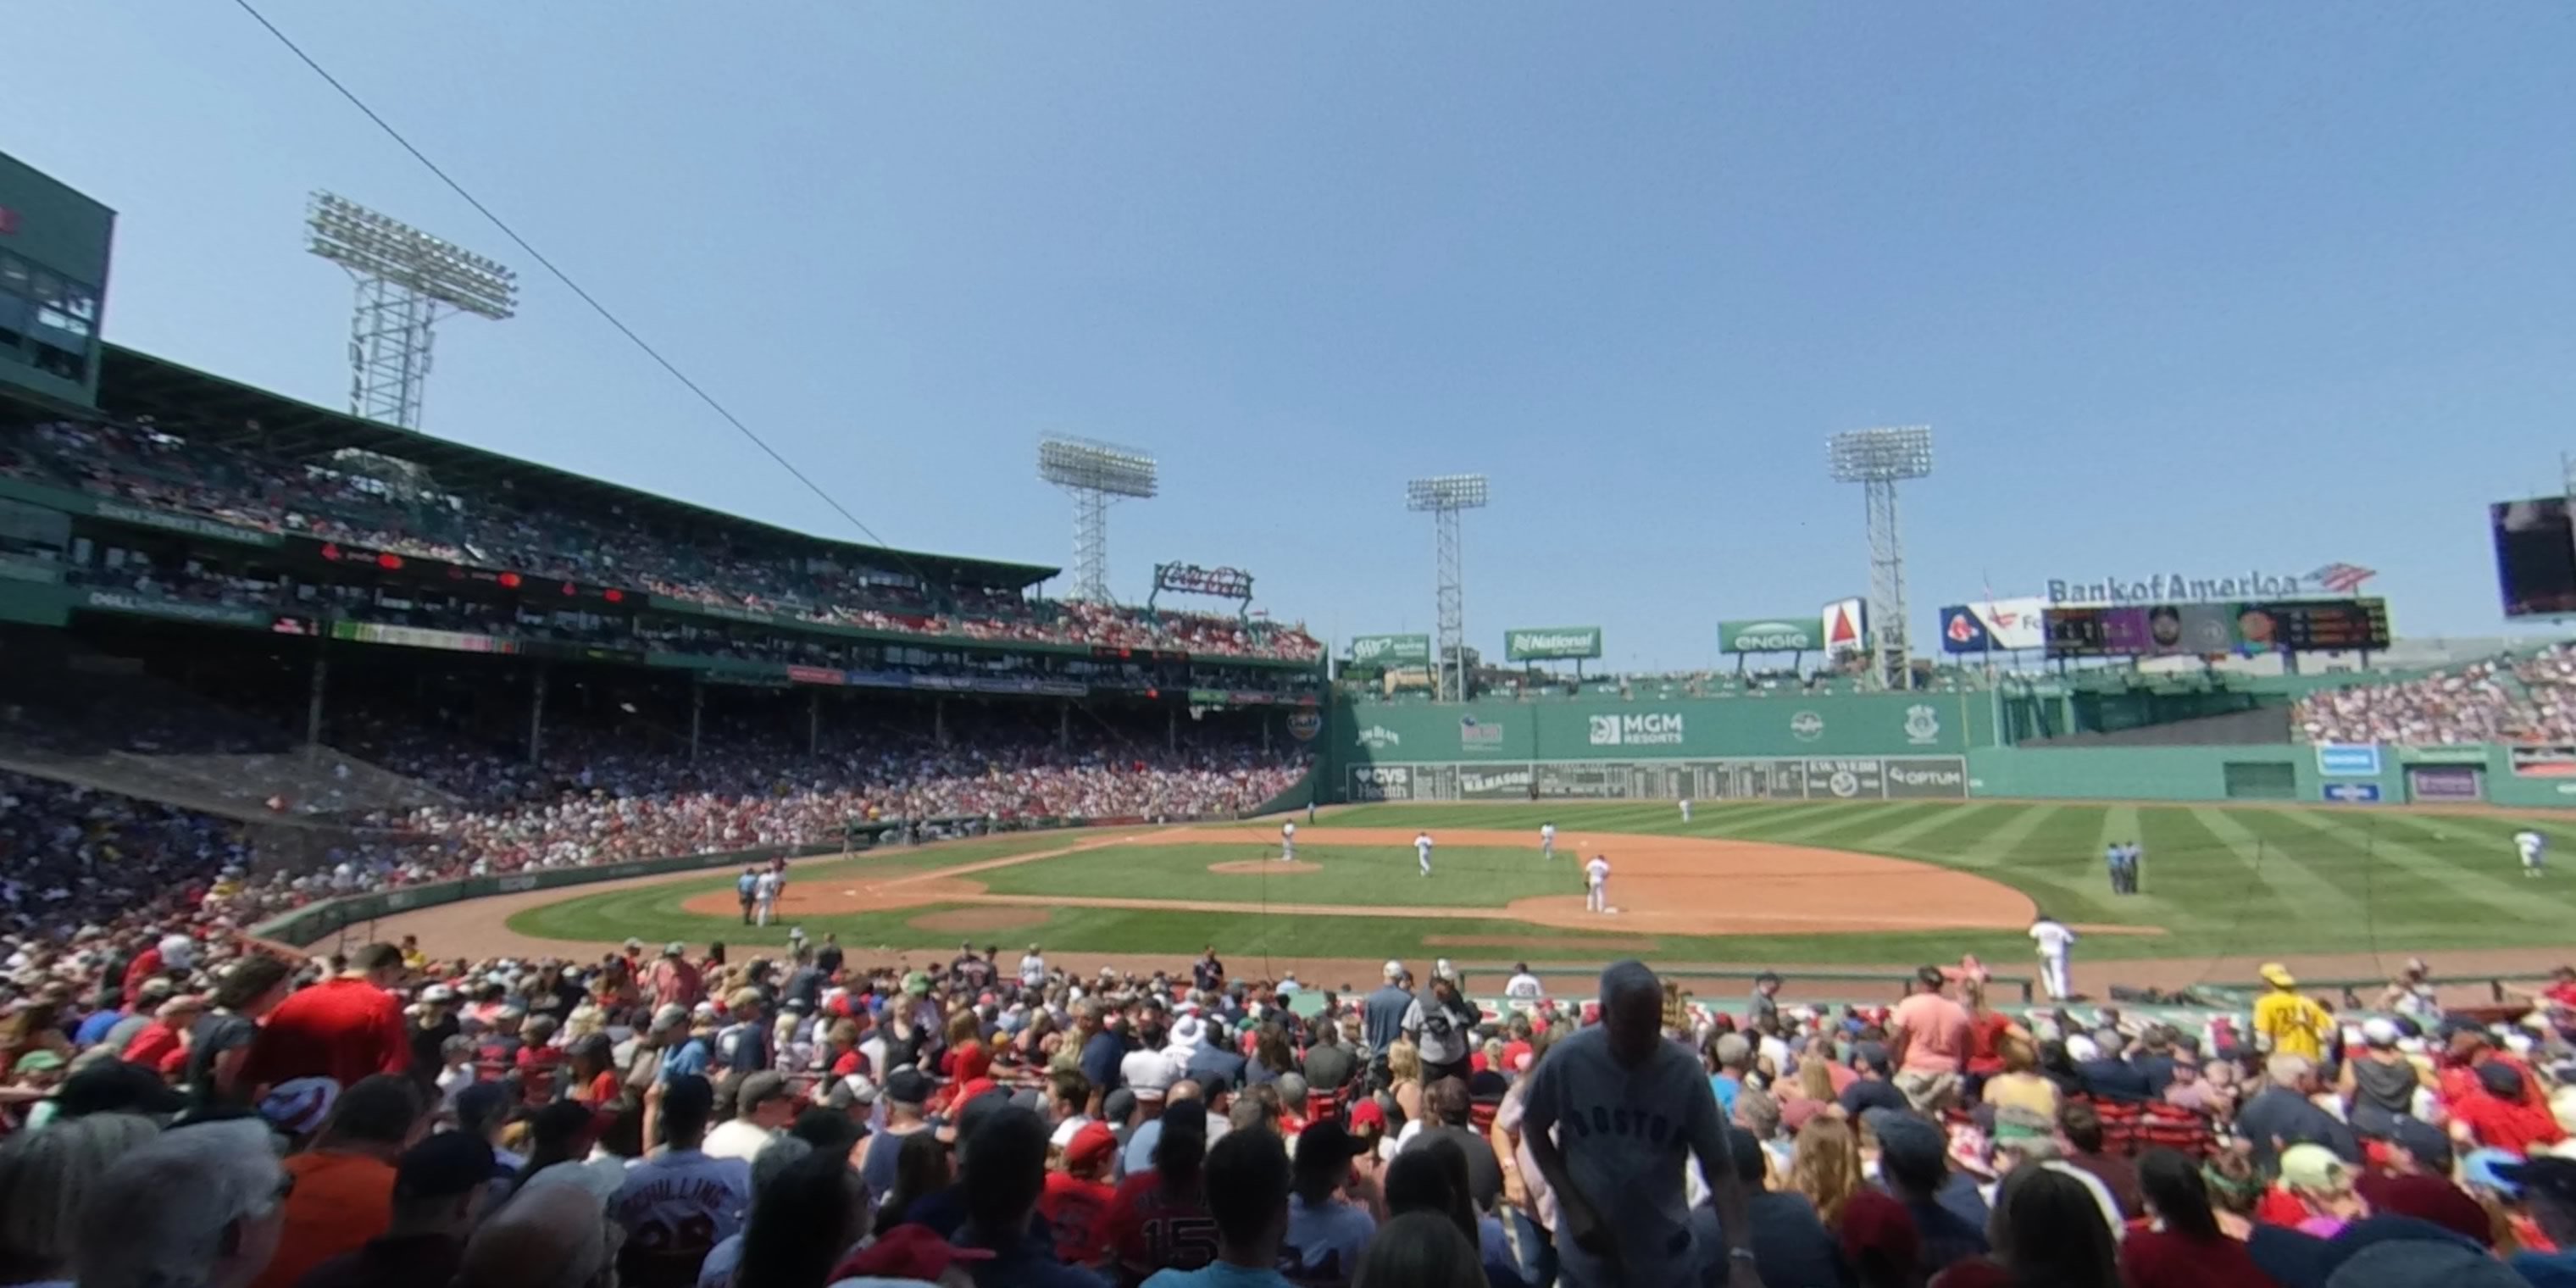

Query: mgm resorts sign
[{"left": 2048, "top": 571, "right": 2312, "bottom": 605}]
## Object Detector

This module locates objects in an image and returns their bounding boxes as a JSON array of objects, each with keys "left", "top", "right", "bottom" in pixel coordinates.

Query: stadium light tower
[
  {"left": 1038, "top": 436, "right": 1158, "bottom": 602},
  {"left": 1406, "top": 474, "right": 1489, "bottom": 702},
  {"left": 1829, "top": 426, "right": 1935, "bottom": 691},
  {"left": 305, "top": 192, "right": 516, "bottom": 430}
]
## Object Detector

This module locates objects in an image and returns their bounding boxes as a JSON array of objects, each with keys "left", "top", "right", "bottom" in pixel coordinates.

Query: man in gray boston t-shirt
[{"left": 1521, "top": 961, "right": 1757, "bottom": 1288}]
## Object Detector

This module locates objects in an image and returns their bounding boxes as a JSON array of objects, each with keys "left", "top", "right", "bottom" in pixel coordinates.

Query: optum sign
[
  {"left": 1505, "top": 627, "right": 1603, "bottom": 662},
  {"left": 1718, "top": 617, "right": 1823, "bottom": 654}
]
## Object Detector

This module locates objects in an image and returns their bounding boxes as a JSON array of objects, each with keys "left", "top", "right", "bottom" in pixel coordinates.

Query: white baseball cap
[{"left": 1383, "top": 960, "right": 1404, "bottom": 980}]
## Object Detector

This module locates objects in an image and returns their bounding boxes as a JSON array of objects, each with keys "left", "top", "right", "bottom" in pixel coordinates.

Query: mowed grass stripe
[
  {"left": 2273, "top": 810, "right": 2566, "bottom": 929},
  {"left": 2190, "top": 807, "right": 2368, "bottom": 926},
  {"left": 1760, "top": 802, "right": 1953, "bottom": 845},
  {"left": 1845, "top": 802, "right": 2005, "bottom": 852}
]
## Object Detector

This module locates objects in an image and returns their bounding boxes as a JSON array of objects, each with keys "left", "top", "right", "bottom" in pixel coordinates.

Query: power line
[{"left": 228, "top": 0, "right": 916, "bottom": 566}]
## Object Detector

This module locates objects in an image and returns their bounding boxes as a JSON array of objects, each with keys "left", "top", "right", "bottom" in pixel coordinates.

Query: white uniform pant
[
  {"left": 2040, "top": 952, "right": 2071, "bottom": 1000},
  {"left": 1680, "top": 801, "right": 1693, "bottom": 821},
  {"left": 756, "top": 897, "right": 775, "bottom": 927},
  {"left": 1282, "top": 841, "right": 1296, "bottom": 862},
  {"left": 1542, "top": 840, "right": 1553, "bottom": 861},
  {"left": 1418, "top": 849, "right": 1432, "bottom": 876},
  {"left": 1586, "top": 880, "right": 1607, "bottom": 913}
]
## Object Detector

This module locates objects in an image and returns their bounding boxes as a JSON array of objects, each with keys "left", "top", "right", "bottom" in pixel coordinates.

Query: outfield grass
[{"left": 506, "top": 802, "right": 2576, "bottom": 966}]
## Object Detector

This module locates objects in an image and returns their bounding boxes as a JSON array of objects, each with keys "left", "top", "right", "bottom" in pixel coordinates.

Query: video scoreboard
[{"left": 2044, "top": 598, "right": 2390, "bottom": 659}]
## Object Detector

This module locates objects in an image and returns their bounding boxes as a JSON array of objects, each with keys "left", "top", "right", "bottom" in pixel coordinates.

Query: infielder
[
  {"left": 1280, "top": 819, "right": 1297, "bottom": 863},
  {"left": 2519, "top": 829, "right": 2548, "bottom": 879},
  {"left": 2029, "top": 911, "right": 2078, "bottom": 1001},
  {"left": 1415, "top": 830, "right": 1435, "bottom": 877},
  {"left": 1585, "top": 853, "right": 1612, "bottom": 913},
  {"left": 1540, "top": 821, "right": 1557, "bottom": 862},
  {"left": 752, "top": 866, "right": 782, "bottom": 928}
]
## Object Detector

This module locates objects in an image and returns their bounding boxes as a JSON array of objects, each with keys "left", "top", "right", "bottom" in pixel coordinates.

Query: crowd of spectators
[
  {"left": 3, "top": 419, "right": 1323, "bottom": 662},
  {"left": 2296, "top": 645, "right": 2576, "bottom": 747},
  {"left": 15, "top": 902, "right": 2576, "bottom": 1287}
]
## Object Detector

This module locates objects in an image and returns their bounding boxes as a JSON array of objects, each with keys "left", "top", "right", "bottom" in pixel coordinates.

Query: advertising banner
[
  {"left": 1357, "top": 755, "right": 1970, "bottom": 802},
  {"left": 1348, "top": 634, "right": 1433, "bottom": 666},
  {"left": 1718, "top": 617, "right": 1823, "bottom": 654},
  {"left": 2509, "top": 746, "right": 2576, "bottom": 778},
  {"left": 2407, "top": 766, "right": 2483, "bottom": 802},
  {"left": 1822, "top": 598, "right": 1868, "bottom": 658},
  {"left": 1505, "top": 627, "right": 1603, "bottom": 662},
  {"left": 2315, "top": 744, "right": 2383, "bottom": 777},
  {"left": 1937, "top": 597, "right": 2047, "bottom": 653}
]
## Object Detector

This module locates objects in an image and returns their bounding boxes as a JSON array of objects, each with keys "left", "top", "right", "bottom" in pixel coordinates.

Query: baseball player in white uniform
[
  {"left": 2518, "top": 830, "right": 2548, "bottom": 878},
  {"left": 1679, "top": 798, "right": 1693, "bottom": 823},
  {"left": 1585, "top": 854, "right": 1612, "bottom": 913},
  {"left": 2029, "top": 912, "right": 2078, "bottom": 1001},
  {"left": 1280, "top": 820, "right": 1297, "bottom": 863},
  {"left": 1415, "top": 830, "right": 1434, "bottom": 877},
  {"left": 1540, "top": 821, "right": 1557, "bottom": 862},
  {"left": 752, "top": 867, "right": 782, "bottom": 927}
]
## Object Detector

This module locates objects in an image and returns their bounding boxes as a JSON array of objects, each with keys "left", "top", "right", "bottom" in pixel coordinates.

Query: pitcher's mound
[
  {"left": 1210, "top": 859, "right": 1324, "bottom": 875},
  {"left": 908, "top": 908, "right": 1048, "bottom": 934}
]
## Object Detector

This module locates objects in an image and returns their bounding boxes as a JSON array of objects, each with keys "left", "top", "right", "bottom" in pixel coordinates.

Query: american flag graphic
[{"left": 2307, "top": 563, "right": 2378, "bottom": 594}]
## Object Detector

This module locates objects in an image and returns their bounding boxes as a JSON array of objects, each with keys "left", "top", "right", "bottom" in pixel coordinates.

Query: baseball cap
[
  {"left": 2280, "top": 1143, "right": 2353, "bottom": 1194},
  {"left": 1433, "top": 958, "right": 1458, "bottom": 982},
  {"left": 884, "top": 1068, "right": 932, "bottom": 1108},
  {"left": 2360, "top": 1018, "right": 2399, "bottom": 1048},
  {"left": 1382, "top": 960, "right": 1404, "bottom": 981},
  {"left": 941, "top": 1088, "right": 1012, "bottom": 1145},
  {"left": 2475, "top": 1061, "right": 2527, "bottom": 1100},
  {"left": 420, "top": 984, "right": 458, "bottom": 1004},
  {"left": 256, "top": 1077, "right": 340, "bottom": 1136},
  {"left": 2261, "top": 963, "right": 2298, "bottom": 988},
  {"left": 827, "top": 1074, "right": 879, "bottom": 1110},
  {"left": 831, "top": 1225, "right": 994, "bottom": 1281},
  {"left": 1065, "top": 1121, "right": 1118, "bottom": 1170},
  {"left": 2353, "top": 1172, "right": 2490, "bottom": 1246},
  {"left": 663, "top": 941, "right": 686, "bottom": 957},
  {"left": 396, "top": 1131, "right": 498, "bottom": 1202},
  {"left": 902, "top": 971, "right": 932, "bottom": 997},
  {"left": 2324, "top": 1238, "right": 2529, "bottom": 1288},
  {"left": 1346, "top": 1099, "right": 1388, "bottom": 1132},
  {"left": 2494, "top": 1155, "right": 2576, "bottom": 1205},
  {"left": 2386, "top": 1117, "right": 2453, "bottom": 1174},
  {"left": 58, "top": 1060, "right": 188, "bottom": 1119},
  {"left": 737, "top": 1070, "right": 791, "bottom": 1111},
  {"left": 2463, "top": 1147, "right": 2525, "bottom": 1196},
  {"left": 1126, "top": 1058, "right": 1175, "bottom": 1102},
  {"left": 1295, "top": 1119, "right": 1369, "bottom": 1167}
]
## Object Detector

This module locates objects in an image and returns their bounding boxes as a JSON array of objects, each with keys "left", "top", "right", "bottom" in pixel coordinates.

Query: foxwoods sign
[{"left": 2048, "top": 571, "right": 2311, "bottom": 605}]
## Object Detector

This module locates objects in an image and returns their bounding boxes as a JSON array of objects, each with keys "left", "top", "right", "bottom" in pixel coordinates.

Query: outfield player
[
  {"left": 2519, "top": 829, "right": 2548, "bottom": 879},
  {"left": 1679, "top": 798, "right": 1693, "bottom": 823},
  {"left": 1541, "top": 821, "right": 1557, "bottom": 861},
  {"left": 1415, "top": 830, "right": 1435, "bottom": 877},
  {"left": 2029, "top": 911, "right": 2078, "bottom": 1002},
  {"left": 1585, "top": 854, "right": 1612, "bottom": 913},
  {"left": 1280, "top": 819, "right": 1297, "bottom": 863}
]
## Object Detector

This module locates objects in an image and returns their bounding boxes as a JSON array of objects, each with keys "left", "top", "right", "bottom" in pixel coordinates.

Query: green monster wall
[{"left": 1324, "top": 693, "right": 2563, "bottom": 808}]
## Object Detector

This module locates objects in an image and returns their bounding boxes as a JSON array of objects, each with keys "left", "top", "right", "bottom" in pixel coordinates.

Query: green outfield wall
[{"left": 1325, "top": 693, "right": 2570, "bottom": 808}]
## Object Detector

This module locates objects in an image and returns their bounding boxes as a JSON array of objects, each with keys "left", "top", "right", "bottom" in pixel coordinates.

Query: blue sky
[{"left": 12, "top": 3, "right": 2574, "bottom": 669}]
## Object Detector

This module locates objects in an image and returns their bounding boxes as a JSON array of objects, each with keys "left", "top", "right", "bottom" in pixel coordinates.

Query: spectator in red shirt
[
  {"left": 121, "top": 993, "right": 207, "bottom": 1075},
  {"left": 122, "top": 933, "right": 194, "bottom": 1008},
  {"left": 1041, "top": 1122, "right": 1119, "bottom": 1265},
  {"left": 243, "top": 943, "right": 410, "bottom": 1091},
  {"left": 2119, "top": 1149, "right": 2273, "bottom": 1288},
  {"left": 649, "top": 942, "right": 705, "bottom": 1012},
  {"left": 1093, "top": 1099, "right": 1215, "bottom": 1282},
  {"left": 2451, "top": 1063, "right": 2568, "bottom": 1156}
]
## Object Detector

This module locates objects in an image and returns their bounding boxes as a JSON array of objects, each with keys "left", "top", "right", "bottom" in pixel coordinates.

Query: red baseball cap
[
  {"left": 1065, "top": 1121, "right": 1118, "bottom": 1170},
  {"left": 1346, "top": 1099, "right": 1388, "bottom": 1131},
  {"left": 831, "top": 1224, "right": 994, "bottom": 1280}
]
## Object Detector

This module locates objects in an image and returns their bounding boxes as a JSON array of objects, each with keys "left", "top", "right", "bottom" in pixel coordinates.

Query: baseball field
[{"left": 434, "top": 799, "right": 2576, "bottom": 985}]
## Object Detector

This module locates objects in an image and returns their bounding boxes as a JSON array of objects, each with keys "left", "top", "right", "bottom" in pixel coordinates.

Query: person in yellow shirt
[{"left": 2252, "top": 963, "right": 2335, "bottom": 1062}]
